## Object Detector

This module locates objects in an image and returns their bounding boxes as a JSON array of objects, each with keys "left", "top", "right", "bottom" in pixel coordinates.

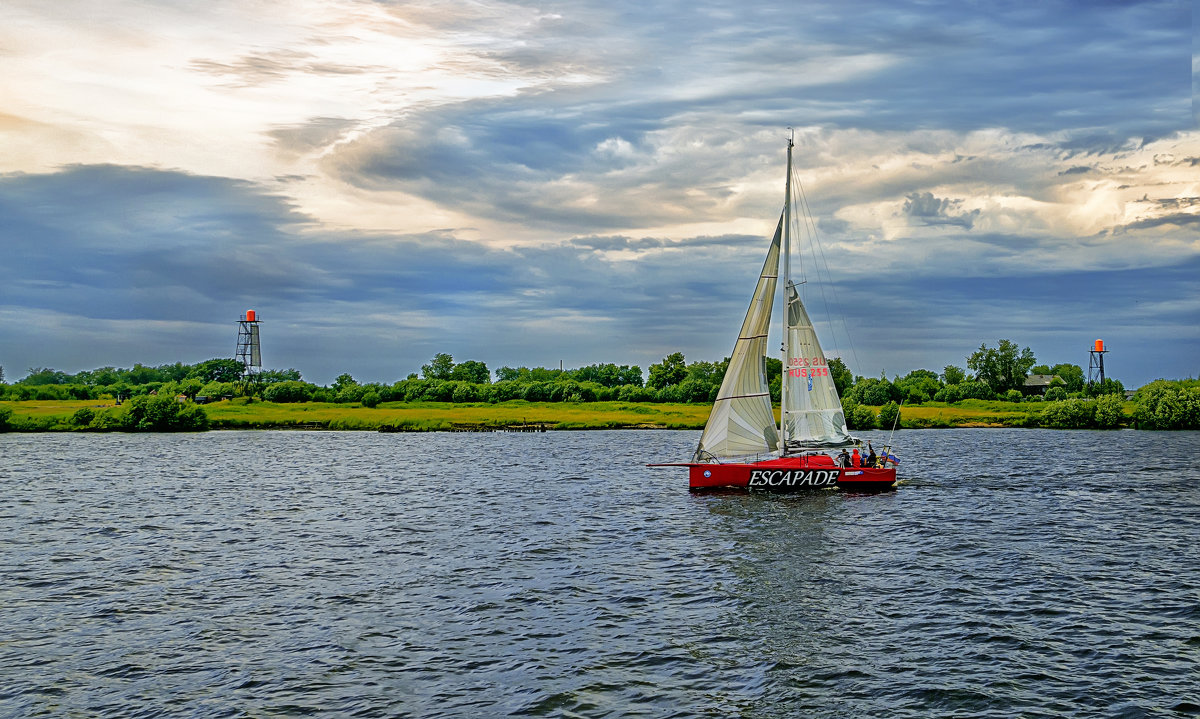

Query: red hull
[{"left": 686, "top": 455, "right": 896, "bottom": 492}]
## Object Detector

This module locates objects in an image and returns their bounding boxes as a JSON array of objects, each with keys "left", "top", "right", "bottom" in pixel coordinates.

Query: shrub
[
  {"left": 263, "top": 381, "right": 313, "bottom": 403},
  {"left": 548, "top": 381, "right": 578, "bottom": 402},
  {"left": 617, "top": 385, "right": 655, "bottom": 403},
  {"left": 0, "top": 406, "right": 11, "bottom": 432},
  {"left": 1004, "top": 389, "right": 1023, "bottom": 403},
  {"left": 361, "top": 391, "right": 381, "bottom": 408},
  {"left": 521, "top": 382, "right": 551, "bottom": 402},
  {"left": 71, "top": 407, "right": 96, "bottom": 426},
  {"left": 878, "top": 401, "right": 901, "bottom": 429},
  {"left": 842, "top": 398, "right": 877, "bottom": 430},
  {"left": 1039, "top": 398, "right": 1096, "bottom": 429},
  {"left": 123, "top": 394, "right": 209, "bottom": 431},
  {"left": 933, "top": 384, "right": 962, "bottom": 403},
  {"left": 88, "top": 408, "right": 128, "bottom": 431},
  {"left": 1044, "top": 386, "right": 1066, "bottom": 402},
  {"left": 958, "top": 380, "right": 996, "bottom": 401},
  {"left": 1132, "top": 381, "right": 1200, "bottom": 429},
  {"left": 1094, "top": 394, "right": 1125, "bottom": 429},
  {"left": 335, "top": 384, "right": 366, "bottom": 404},
  {"left": 654, "top": 384, "right": 683, "bottom": 403},
  {"left": 450, "top": 383, "right": 478, "bottom": 403}
]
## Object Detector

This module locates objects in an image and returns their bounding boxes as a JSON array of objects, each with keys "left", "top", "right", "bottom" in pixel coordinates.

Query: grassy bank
[
  {"left": 0, "top": 397, "right": 1135, "bottom": 432},
  {"left": 0, "top": 398, "right": 712, "bottom": 431}
]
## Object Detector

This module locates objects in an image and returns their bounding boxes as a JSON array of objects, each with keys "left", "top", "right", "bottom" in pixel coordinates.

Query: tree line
[{"left": 3, "top": 341, "right": 1197, "bottom": 431}]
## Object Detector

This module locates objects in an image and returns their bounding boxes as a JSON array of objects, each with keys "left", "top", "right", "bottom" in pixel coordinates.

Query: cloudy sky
[{"left": 2, "top": 0, "right": 1197, "bottom": 388}]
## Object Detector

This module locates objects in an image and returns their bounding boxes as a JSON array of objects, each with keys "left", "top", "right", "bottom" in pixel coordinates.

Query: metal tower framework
[
  {"left": 236, "top": 311, "right": 262, "bottom": 392},
  {"left": 1088, "top": 341, "right": 1107, "bottom": 386}
]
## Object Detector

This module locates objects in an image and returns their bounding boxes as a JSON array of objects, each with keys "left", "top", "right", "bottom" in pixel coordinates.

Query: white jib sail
[
  {"left": 693, "top": 217, "right": 783, "bottom": 461},
  {"left": 782, "top": 282, "right": 854, "bottom": 449}
]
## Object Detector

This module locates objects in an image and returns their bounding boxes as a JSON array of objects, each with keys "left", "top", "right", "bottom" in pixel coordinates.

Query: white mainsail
[
  {"left": 692, "top": 217, "right": 783, "bottom": 461},
  {"left": 781, "top": 281, "right": 854, "bottom": 449}
]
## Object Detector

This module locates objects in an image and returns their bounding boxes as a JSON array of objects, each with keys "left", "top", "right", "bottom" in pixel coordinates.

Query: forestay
[{"left": 692, "top": 218, "right": 783, "bottom": 461}]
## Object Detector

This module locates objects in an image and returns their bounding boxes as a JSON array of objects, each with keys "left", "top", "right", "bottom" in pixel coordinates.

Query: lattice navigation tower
[{"left": 236, "top": 309, "right": 262, "bottom": 392}]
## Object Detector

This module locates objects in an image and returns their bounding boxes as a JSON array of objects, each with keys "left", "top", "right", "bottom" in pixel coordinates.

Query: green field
[
  {"left": 0, "top": 397, "right": 1133, "bottom": 432},
  {"left": 0, "top": 398, "right": 711, "bottom": 431}
]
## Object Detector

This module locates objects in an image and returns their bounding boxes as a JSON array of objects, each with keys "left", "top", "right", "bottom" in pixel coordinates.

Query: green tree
[
  {"left": 449, "top": 359, "right": 490, "bottom": 384},
  {"left": 849, "top": 377, "right": 897, "bottom": 406},
  {"left": 1050, "top": 363, "right": 1085, "bottom": 393},
  {"left": 647, "top": 352, "right": 687, "bottom": 389},
  {"left": 422, "top": 353, "right": 455, "bottom": 380},
  {"left": 1085, "top": 377, "right": 1125, "bottom": 398},
  {"left": 828, "top": 357, "right": 854, "bottom": 398},
  {"left": 942, "top": 365, "right": 966, "bottom": 385},
  {"left": 126, "top": 363, "right": 160, "bottom": 385},
  {"left": 258, "top": 368, "right": 303, "bottom": 384},
  {"left": 685, "top": 359, "right": 728, "bottom": 385},
  {"left": 895, "top": 369, "right": 942, "bottom": 404},
  {"left": 934, "top": 384, "right": 962, "bottom": 403},
  {"left": 332, "top": 373, "right": 358, "bottom": 392},
  {"left": 20, "top": 367, "right": 72, "bottom": 385},
  {"left": 189, "top": 358, "right": 244, "bottom": 383},
  {"left": 570, "top": 363, "right": 644, "bottom": 387},
  {"left": 494, "top": 366, "right": 521, "bottom": 382},
  {"left": 175, "top": 378, "right": 203, "bottom": 399},
  {"left": 967, "top": 340, "right": 1036, "bottom": 393}
]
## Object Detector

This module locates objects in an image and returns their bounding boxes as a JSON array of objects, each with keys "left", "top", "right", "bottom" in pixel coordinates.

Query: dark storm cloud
[
  {"left": 902, "top": 192, "right": 979, "bottom": 229},
  {"left": 0, "top": 165, "right": 765, "bottom": 381},
  {"left": 2, "top": 163, "right": 1195, "bottom": 385},
  {"left": 334, "top": 100, "right": 713, "bottom": 231},
  {"left": 316, "top": 0, "right": 1190, "bottom": 233}
]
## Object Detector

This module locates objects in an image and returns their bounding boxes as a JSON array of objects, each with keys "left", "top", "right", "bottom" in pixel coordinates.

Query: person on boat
[
  {"left": 838, "top": 448, "right": 851, "bottom": 467},
  {"left": 865, "top": 443, "right": 878, "bottom": 468},
  {"left": 851, "top": 448, "right": 861, "bottom": 467}
]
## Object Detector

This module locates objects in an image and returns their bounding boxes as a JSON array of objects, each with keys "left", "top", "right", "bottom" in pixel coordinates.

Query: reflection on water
[{"left": 1, "top": 429, "right": 1197, "bottom": 717}]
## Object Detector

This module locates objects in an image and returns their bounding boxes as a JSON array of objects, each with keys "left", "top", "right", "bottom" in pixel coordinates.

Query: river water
[{"left": 1, "top": 429, "right": 1197, "bottom": 717}]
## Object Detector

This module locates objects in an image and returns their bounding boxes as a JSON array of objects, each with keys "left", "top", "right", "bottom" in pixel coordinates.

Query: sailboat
[{"left": 668, "top": 134, "right": 897, "bottom": 492}]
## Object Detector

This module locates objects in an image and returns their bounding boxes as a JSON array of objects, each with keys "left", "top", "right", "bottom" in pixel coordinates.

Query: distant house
[{"left": 1023, "top": 374, "right": 1064, "bottom": 396}]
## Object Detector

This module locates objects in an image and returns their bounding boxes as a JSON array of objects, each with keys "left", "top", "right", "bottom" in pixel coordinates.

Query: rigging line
[{"left": 791, "top": 159, "right": 864, "bottom": 375}]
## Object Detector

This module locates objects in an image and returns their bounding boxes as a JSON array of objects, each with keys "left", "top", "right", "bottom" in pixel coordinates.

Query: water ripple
[{"left": 1, "top": 429, "right": 1197, "bottom": 717}]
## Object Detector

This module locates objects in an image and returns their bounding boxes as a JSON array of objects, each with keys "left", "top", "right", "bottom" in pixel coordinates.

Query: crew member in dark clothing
[
  {"left": 838, "top": 448, "right": 851, "bottom": 467},
  {"left": 865, "top": 443, "right": 878, "bottom": 468}
]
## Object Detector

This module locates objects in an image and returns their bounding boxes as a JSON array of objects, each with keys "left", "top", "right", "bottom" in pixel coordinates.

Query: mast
[{"left": 780, "top": 130, "right": 794, "bottom": 455}]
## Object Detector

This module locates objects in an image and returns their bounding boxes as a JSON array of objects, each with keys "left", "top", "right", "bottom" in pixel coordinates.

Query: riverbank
[{"left": 0, "top": 397, "right": 1136, "bottom": 432}]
